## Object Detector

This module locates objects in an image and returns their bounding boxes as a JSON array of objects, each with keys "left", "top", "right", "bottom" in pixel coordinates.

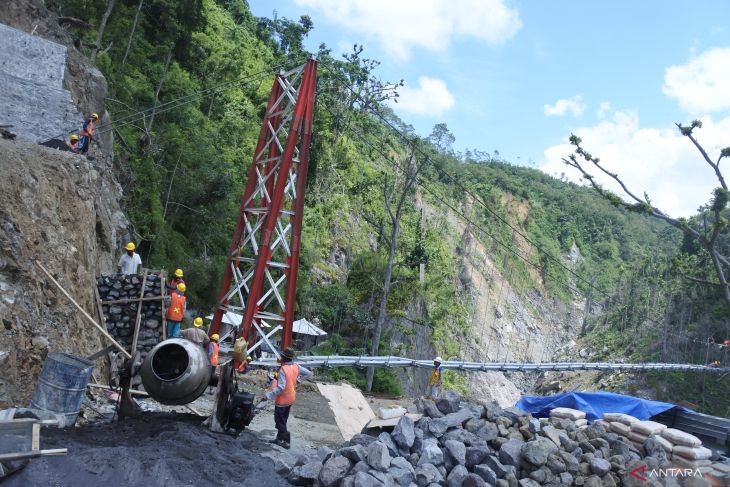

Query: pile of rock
[
  {"left": 595, "top": 412, "right": 728, "bottom": 480},
  {"left": 97, "top": 272, "right": 164, "bottom": 358},
  {"left": 282, "top": 392, "right": 726, "bottom": 486}
]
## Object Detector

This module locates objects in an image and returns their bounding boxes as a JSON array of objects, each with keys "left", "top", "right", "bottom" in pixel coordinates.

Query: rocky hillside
[{"left": 0, "top": 138, "right": 129, "bottom": 406}]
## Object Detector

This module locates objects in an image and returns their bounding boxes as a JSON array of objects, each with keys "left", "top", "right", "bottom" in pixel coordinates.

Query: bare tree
[
  {"left": 563, "top": 120, "right": 730, "bottom": 309},
  {"left": 90, "top": 0, "right": 117, "bottom": 64},
  {"left": 366, "top": 146, "right": 428, "bottom": 391},
  {"left": 121, "top": 0, "right": 144, "bottom": 65}
]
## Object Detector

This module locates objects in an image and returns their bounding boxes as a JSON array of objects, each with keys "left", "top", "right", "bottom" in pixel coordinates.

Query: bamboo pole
[
  {"left": 100, "top": 296, "right": 164, "bottom": 305},
  {"left": 130, "top": 269, "right": 149, "bottom": 353},
  {"left": 35, "top": 261, "right": 131, "bottom": 359}
]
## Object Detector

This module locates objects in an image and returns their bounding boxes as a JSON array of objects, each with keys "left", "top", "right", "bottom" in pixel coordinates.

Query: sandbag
[
  {"left": 574, "top": 419, "right": 588, "bottom": 427},
  {"left": 661, "top": 428, "right": 702, "bottom": 447},
  {"left": 628, "top": 430, "right": 649, "bottom": 444},
  {"left": 596, "top": 419, "right": 612, "bottom": 430},
  {"left": 671, "top": 454, "right": 711, "bottom": 469},
  {"left": 603, "top": 412, "right": 639, "bottom": 425},
  {"left": 653, "top": 435, "right": 674, "bottom": 452},
  {"left": 550, "top": 407, "right": 586, "bottom": 421},
  {"left": 672, "top": 445, "right": 712, "bottom": 460},
  {"left": 631, "top": 420, "right": 667, "bottom": 436},
  {"left": 610, "top": 421, "right": 632, "bottom": 436}
]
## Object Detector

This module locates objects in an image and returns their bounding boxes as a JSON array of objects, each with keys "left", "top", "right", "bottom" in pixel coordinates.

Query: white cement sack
[
  {"left": 653, "top": 435, "right": 674, "bottom": 452},
  {"left": 574, "top": 419, "right": 588, "bottom": 427},
  {"left": 603, "top": 412, "right": 639, "bottom": 425},
  {"left": 631, "top": 420, "right": 667, "bottom": 436},
  {"left": 661, "top": 428, "right": 702, "bottom": 447},
  {"left": 672, "top": 445, "right": 712, "bottom": 460},
  {"left": 596, "top": 420, "right": 611, "bottom": 430},
  {"left": 671, "top": 454, "right": 711, "bottom": 469},
  {"left": 610, "top": 421, "right": 632, "bottom": 436},
  {"left": 377, "top": 406, "right": 406, "bottom": 420},
  {"left": 628, "top": 431, "right": 649, "bottom": 444},
  {"left": 550, "top": 407, "right": 586, "bottom": 421}
]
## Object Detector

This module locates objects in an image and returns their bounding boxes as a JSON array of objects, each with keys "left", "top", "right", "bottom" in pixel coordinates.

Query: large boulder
[
  {"left": 423, "top": 400, "right": 444, "bottom": 418},
  {"left": 340, "top": 444, "right": 367, "bottom": 463},
  {"left": 444, "top": 407, "right": 475, "bottom": 428},
  {"left": 521, "top": 438, "right": 558, "bottom": 467},
  {"left": 463, "top": 473, "right": 488, "bottom": 487},
  {"left": 474, "top": 464, "right": 497, "bottom": 485},
  {"left": 436, "top": 391, "right": 461, "bottom": 414},
  {"left": 287, "top": 461, "right": 322, "bottom": 486},
  {"left": 367, "top": 441, "right": 391, "bottom": 472},
  {"left": 415, "top": 463, "right": 443, "bottom": 487},
  {"left": 352, "top": 471, "right": 385, "bottom": 487},
  {"left": 444, "top": 439, "right": 466, "bottom": 466},
  {"left": 465, "top": 446, "right": 491, "bottom": 469},
  {"left": 392, "top": 415, "right": 416, "bottom": 450},
  {"left": 498, "top": 439, "right": 524, "bottom": 467},
  {"left": 378, "top": 432, "right": 399, "bottom": 457},
  {"left": 446, "top": 465, "right": 469, "bottom": 487},
  {"left": 417, "top": 439, "right": 444, "bottom": 466},
  {"left": 318, "top": 455, "right": 353, "bottom": 487}
]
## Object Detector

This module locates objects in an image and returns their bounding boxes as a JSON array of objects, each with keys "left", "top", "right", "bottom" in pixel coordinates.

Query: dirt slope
[{"left": 0, "top": 138, "right": 129, "bottom": 406}]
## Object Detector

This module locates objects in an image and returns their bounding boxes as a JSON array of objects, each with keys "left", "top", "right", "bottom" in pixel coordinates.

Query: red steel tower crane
[{"left": 209, "top": 59, "right": 318, "bottom": 354}]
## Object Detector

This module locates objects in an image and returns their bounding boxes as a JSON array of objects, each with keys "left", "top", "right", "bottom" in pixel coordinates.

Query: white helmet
[{"left": 434, "top": 356, "right": 443, "bottom": 363}]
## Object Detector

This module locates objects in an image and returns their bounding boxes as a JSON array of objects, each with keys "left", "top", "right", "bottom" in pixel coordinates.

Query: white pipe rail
[{"left": 251, "top": 355, "right": 730, "bottom": 373}]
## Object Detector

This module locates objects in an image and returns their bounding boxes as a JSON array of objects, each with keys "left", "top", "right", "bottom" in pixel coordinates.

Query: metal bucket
[{"left": 30, "top": 353, "right": 94, "bottom": 428}]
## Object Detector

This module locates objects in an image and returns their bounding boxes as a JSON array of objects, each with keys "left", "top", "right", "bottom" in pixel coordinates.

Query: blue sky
[{"left": 248, "top": 0, "right": 730, "bottom": 216}]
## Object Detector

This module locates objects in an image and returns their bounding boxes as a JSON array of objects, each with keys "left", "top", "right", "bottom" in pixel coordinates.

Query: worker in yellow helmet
[
  {"left": 117, "top": 242, "right": 142, "bottom": 275},
  {"left": 207, "top": 333, "right": 220, "bottom": 394},
  {"left": 181, "top": 316, "right": 209, "bottom": 349},
  {"left": 166, "top": 268, "right": 185, "bottom": 291},
  {"left": 165, "top": 283, "right": 187, "bottom": 338},
  {"left": 68, "top": 134, "right": 79, "bottom": 152}
]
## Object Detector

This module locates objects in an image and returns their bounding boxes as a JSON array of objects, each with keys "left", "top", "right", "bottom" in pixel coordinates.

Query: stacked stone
[
  {"left": 97, "top": 272, "right": 163, "bottom": 360},
  {"left": 282, "top": 392, "right": 723, "bottom": 487},
  {"left": 596, "top": 412, "right": 728, "bottom": 481}
]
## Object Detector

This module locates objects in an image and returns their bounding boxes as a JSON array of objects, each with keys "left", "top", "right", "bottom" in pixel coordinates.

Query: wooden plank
[
  {"left": 87, "top": 383, "right": 149, "bottom": 397},
  {"left": 100, "top": 296, "right": 164, "bottom": 305},
  {"left": 130, "top": 269, "right": 149, "bottom": 354},
  {"left": 35, "top": 261, "right": 131, "bottom": 358}
]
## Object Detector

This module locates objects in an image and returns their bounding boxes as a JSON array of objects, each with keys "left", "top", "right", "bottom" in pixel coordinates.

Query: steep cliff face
[{"left": 0, "top": 138, "right": 129, "bottom": 406}]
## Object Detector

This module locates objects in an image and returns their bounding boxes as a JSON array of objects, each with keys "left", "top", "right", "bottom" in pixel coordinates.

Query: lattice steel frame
[{"left": 210, "top": 59, "right": 317, "bottom": 351}]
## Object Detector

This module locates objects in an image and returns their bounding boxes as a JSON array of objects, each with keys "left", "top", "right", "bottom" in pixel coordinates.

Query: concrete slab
[{"left": 317, "top": 383, "right": 376, "bottom": 440}]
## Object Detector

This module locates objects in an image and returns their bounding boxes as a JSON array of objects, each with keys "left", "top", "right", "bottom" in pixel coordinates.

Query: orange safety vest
[
  {"left": 273, "top": 363, "right": 299, "bottom": 407},
  {"left": 167, "top": 292, "right": 186, "bottom": 321},
  {"left": 82, "top": 118, "right": 95, "bottom": 137},
  {"left": 209, "top": 342, "right": 219, "bottom": 366}
]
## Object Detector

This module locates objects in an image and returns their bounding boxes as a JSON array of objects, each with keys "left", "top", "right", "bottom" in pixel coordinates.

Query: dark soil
[{"left": 4, "top": 413, "right": 290, "bottom": 487}]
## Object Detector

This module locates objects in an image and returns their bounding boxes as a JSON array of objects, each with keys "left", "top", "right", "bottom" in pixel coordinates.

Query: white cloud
[
  {"left": 390, "top": 77, "right": 455, "bottom": 117},
  {"left": 544, "top": 95, "right": 586, "bottom": 117},
  {"left": 663, "top": 47, "right": 730, "bottom": 115},
  {"left": 294, "top": 0, "right": 521, "bottom": 60},
  {"left": 540, "top": 108, "right": 730, "bottom": 217},
  {"left": 597, "top": 102, "right": 611, "bottom": 120}
]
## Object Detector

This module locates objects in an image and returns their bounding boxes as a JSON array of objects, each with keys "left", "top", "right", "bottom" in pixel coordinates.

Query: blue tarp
[{"left": 516, "top": 392, "right": 681, "bottom": 422}]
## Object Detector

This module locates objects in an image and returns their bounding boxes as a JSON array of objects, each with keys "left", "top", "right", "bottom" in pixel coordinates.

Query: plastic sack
[
  {"left": 550, "top": 407, "right": 586, "bottom": 421},
  {"left": 631, "top": 420, "right": 667, "bottom": 436},
  {"left": 661, "top": 428, "right": 702, "bottom": 447}
]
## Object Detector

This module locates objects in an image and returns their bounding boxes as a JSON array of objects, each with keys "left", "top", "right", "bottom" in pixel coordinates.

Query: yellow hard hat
[
  {"left": 125, "top": 242, "right": 136, "bottom": 251},
  {"left": 246, "top": 355, "right": 252, "bottom": 361},
  {"left": 71, "top": 134, "right": 79, "bottom": 141},
  {"left": 92, "top": 113, "right": 99, "bottom": 120},
  {"left": 193, "top": 317, "right": 203, "bottom": 327},
  {"left": 177, "top": 283, "right": 186, "bottom": 292},
  {"left": 174, "top": 268, "right": 184, "bottom": 278},
  {"left": 211, "top": 333, "right": 219, "bottom": 340}
]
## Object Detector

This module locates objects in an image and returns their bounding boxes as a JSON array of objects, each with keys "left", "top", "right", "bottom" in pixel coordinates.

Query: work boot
[
  {"left": 269, "top": 431, "right": 283, "bottom": 444},
  {"left": 281, "top": 431, "right": 291, "bottom": 450}
]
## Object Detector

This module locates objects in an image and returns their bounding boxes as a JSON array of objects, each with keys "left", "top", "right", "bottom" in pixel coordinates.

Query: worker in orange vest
[
  {"left": 79, "top": 113, "right": 99, "bottom": 154},
  {"left": 259, "top": 348, "right": 312, "bottom": 449},
  {"left": 207, "top": 333, "right": 219, "bottom": 394},
  {"left": 166, "top": 268, "right": 185, "bottom": 291},
  {"left": 165, "top": 283, "right": 187, "bottom": 338}
]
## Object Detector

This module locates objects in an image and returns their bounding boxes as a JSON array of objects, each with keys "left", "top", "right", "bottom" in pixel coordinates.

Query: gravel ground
[{"left": 4, "top": 412, "right": 291, "bottom": 487}]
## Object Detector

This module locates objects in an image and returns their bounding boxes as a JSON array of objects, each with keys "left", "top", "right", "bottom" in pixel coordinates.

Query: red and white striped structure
[{"left": 209, "top": 59, "right": 318, "bottom": 353}]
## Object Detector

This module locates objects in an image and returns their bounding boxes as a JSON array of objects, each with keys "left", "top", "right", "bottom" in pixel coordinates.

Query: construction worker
[
  {"left": 165, "top": 283, "right": 187, "bottom": 338},
  {"left": 79, "top": 113, "right": 99, "bottom": 154},
  {"left": 166, "top": 268, "right": 185, "bottom": 291},
  {"left": 708, "top": 360, "right": 721, "bottom": 368},
  {"left": 207, "top": 334, "right": 220, "bottom": 394},
  {"left": 68, "top": 134, "right": 79, "bottom": 152},
  {"left": 118, "top": 242, "right": 142, "bottom": 275},
  {"left": 259, "top": 348, "right": 312, "bottom": 449},
  {"left": 180, "top": 316, "right": 210, "bottom": 349},
  {"left": 235, "top": 355, "right": 253, "bottom": 374},
  {"left": 426, "top": 356, "right": 443, "bottom": 399}
]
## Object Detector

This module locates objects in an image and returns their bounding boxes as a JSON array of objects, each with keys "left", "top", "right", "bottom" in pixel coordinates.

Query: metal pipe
[{"left": 251, "top": 355, "right": 730, "bottom": 374}]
